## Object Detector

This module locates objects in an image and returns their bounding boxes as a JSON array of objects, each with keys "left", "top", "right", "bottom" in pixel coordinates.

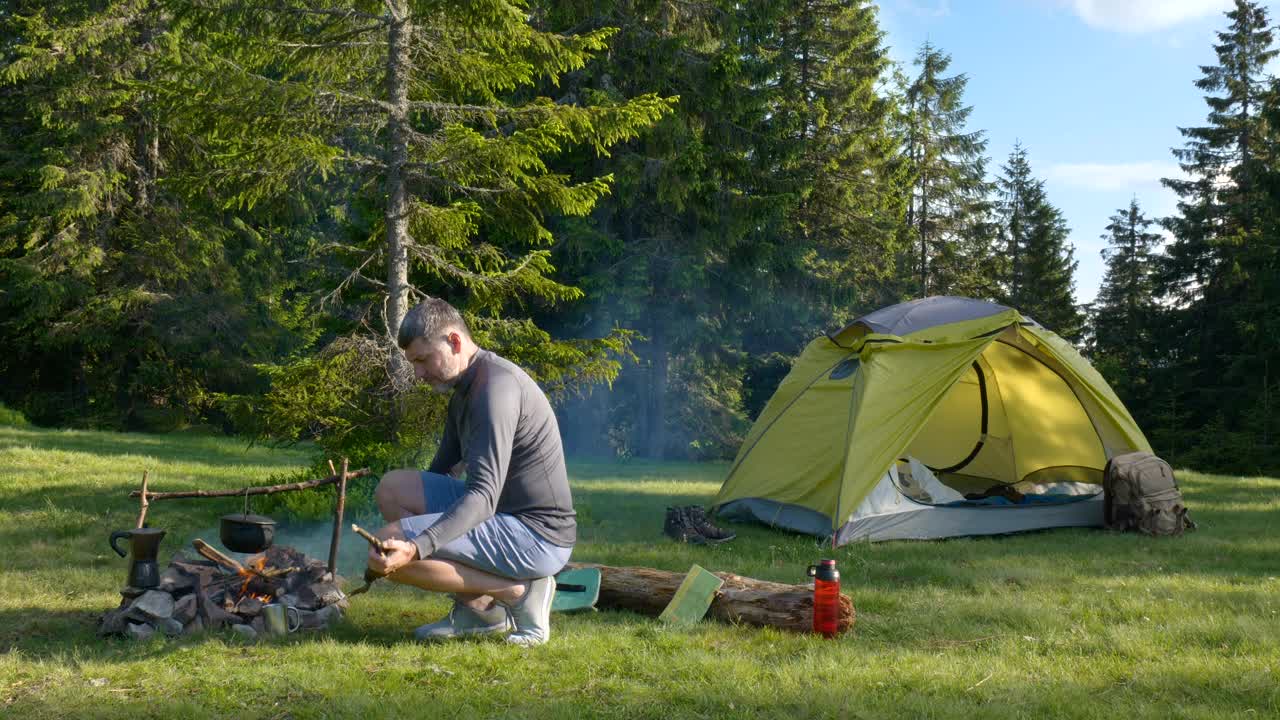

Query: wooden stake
[
  {"left": 135, "top": 470, "right": 150, "bottom": 529},
  {"left": 327, "top": 458, "right": 349, "bottom": 575},
  {"left": 128, "top": 468, "right": 372, "bottom": 500}
]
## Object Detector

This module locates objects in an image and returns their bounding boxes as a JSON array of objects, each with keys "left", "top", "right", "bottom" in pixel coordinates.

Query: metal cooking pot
[
  {"left": 219, "top": 512, "right": 275, "bottom": 553},
  {"left": 220, "top": 489, "right": 275, "bottom": 553}
]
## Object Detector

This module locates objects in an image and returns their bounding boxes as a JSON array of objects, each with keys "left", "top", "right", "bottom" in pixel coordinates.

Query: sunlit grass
[{"left": 0, "top": 425, "right": 1277, "bottom": 718}]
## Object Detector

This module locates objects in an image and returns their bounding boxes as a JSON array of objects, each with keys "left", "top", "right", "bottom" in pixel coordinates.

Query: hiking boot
[
  {"left": 414, "top": 601, "right": 511, "bottom": 642},
  {"left": 664, "top": 506, "right": 704, "bottom": 544},
  {"left": 684, "top": 505, "right": 736, "bottom": 543},
  {"left": 501, "top": 576, "right": 555, "bottom": 647}
]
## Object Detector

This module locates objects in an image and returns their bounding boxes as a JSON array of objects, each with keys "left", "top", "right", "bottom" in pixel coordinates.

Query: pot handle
[
  {"left": 287, "top": 605, "right": 301, "bottom": 633},
  {"left": 109, "top": 529, "right": 131, "bottom": 557}
]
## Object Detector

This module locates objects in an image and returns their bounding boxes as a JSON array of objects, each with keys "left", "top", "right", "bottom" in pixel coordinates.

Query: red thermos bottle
[{"left": 808, "top": 559, "right": 840, "bottom": 638}]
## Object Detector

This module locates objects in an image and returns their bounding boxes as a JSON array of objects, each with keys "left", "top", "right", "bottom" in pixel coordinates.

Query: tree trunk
[
  {"left": 647, "top": 330, "right": 669, "bottom": 459},
  {"left": 566, "top": 562, "right": 855, "bottom": 635},
  {"left": 644, "top": 257, "right": 669, "bottom": 459},
  {"left": 919, "top": 169, "right": 929, "bottom": 296},
  {"left": 131, "top": 6, "right": 162, "bottom": 210},
  {"left": 383, "top": 0, "right": 412, "bottom": 345}
]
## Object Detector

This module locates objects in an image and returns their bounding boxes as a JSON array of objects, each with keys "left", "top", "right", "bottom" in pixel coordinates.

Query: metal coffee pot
[{"left": 109, "top": 527, "right": 167, "bottom": 589}]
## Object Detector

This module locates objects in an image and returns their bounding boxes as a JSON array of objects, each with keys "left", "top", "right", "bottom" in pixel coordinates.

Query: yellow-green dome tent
[{"left": 713, "top": 297, "right": 1150, "bottom": 544}]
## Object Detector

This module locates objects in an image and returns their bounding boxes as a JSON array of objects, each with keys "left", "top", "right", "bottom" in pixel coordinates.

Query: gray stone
[
  {"left": 199, "top": 595, "right": 240, "bottom": 631},
  {"left": 182, "top": 616, "right": 205, "bottom": 636},
  {"left": 295, "top": 584, "right": 318, "bottom": 608},
  {"left": 98, "top": 608, "right": 130, "bottom": 636},
  {"left": 250, "top": 616, "right": 265, "bottom": 634},
  {"left": 127, "top": 590, "right": 174, "bottom": 622},
  {"left": 296, "top": 608, "right": 320, "bottom": 630},
  {"left": 172, "top": 594, "right": 197, "bottom": 624},
  {"left": 158, "top": 567, "right": 196, "bottom": 594},
  {"left": 235, "top": 596, "right": 264, "bottom": 617},
  {"left": 156, "top": 617, "right": 184, "bottom": 637},
  {"left": 297, "top": 603, "right": 343, "bottom": 631},
  {"left": 314, "top": 604, "right": 343, "bottom": 628},
  {"left": 229, "top": 623, "right": 257, "bottom": 641},
  {"left": 126, "top": 622, "right": 155, "bottom": 640},
  {"left": 309, "top": 582, "right": 345, "bottom": 608}
]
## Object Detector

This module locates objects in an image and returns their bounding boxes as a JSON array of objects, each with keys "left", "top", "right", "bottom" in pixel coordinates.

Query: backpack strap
[{"left": 1179, "top": 506, "right": 1198, "bottom": 532}]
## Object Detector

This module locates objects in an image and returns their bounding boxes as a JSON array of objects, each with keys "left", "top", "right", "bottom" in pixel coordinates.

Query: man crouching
[{"left": 368, "top": 298, "right": 575, "bottom": 646}]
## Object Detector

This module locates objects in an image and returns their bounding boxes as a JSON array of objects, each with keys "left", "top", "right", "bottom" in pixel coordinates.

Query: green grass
[{"left": 1, "top": 425, "right": 1277, "bottom": 719}]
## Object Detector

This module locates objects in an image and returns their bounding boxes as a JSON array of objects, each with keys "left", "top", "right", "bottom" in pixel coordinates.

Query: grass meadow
[{"left": 0, "top": 423, "right": 1277, "bottom": 719}]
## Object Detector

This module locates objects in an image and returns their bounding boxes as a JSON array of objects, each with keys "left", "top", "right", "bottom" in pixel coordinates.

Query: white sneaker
[
  {"left": 414, "top": 601, "right": 511, "bottom": 642},
  {"left": 501, "top": 576, "right": 554, "bottom": 647}
]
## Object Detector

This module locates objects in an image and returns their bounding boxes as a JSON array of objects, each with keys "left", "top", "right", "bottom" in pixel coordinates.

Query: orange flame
[{"left": 238, "top": 555, "right": 269, "bottom": 597}]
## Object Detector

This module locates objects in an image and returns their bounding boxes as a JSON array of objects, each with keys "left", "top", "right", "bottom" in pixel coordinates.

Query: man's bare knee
[{"left": 375, "top": 469, "right": 426, "bottom": 521}]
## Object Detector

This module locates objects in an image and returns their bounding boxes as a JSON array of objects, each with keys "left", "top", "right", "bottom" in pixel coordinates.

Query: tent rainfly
[{"left": 712, "top": 296, "right": 1151, "bottom": 544}]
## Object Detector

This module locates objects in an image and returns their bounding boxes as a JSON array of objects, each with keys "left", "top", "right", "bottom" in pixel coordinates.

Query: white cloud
[
  {"left": 1065, "top": 0, "right": 1231, "bottom": 33},
  {"left": 1046, "top": 161, "right": 1184, "bottom": 192}
]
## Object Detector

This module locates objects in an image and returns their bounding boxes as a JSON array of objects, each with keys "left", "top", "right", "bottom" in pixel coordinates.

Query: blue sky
[{"left": 876, "top": 0, "right": 1274, "bottom": 305}]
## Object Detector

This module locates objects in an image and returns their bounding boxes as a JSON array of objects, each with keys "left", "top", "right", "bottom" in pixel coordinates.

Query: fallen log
[{"left": 565, "top": 562, "right": 854, "bottom": 635}]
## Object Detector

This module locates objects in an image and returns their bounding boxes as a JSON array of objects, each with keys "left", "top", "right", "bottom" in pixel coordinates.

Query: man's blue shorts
[{"left": 398, "top": 472, "right": 572, "bottom": 580}]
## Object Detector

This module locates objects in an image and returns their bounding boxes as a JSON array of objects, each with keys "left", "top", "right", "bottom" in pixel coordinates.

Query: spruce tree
[
  {"left": 523, "top": 0, "right": 761, "bottom": 458},
  {"left": 1092, "top": 199, "right": 1161, "bottom": 403},
  {"left": 163, "top": 0, "right": 673, "bottom": 452},
  {"left": 898, "top": 42, "right": 991, "bottom": 297},
  {"left": 765, "top": 0, "right": 906, "bottom": 315},
  {"left": 0, "top": 1, "right": 308, "bottom": 428},
  {"left": 1158, "top": 0, "right": 1279, "bottom": 467},
  {"left": 531, "top": 1, "right": 905, "bottom": 458},
  {"left": 995, "top": 144, "right": 1081, "bottom": 339},
  {"left": 995, "top": 143, "right": 1034, "bottom": 306}
]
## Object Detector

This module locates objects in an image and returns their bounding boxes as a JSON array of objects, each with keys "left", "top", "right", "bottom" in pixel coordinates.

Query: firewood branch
[{"left": 130, "top": 468, "right": 372, "bottom": 500}]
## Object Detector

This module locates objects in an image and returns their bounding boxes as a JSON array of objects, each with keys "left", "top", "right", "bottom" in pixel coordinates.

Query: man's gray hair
[{"left": 397, "top": 297, "right": 470, "bottom": 350}]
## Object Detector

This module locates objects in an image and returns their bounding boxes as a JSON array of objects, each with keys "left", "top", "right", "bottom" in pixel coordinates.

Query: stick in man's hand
[
  {"left": 351, "top": 523, "right": 389, "bottom": 554},
  {"left": 347, "top": 523, "right": 390, "bottom": 596}
]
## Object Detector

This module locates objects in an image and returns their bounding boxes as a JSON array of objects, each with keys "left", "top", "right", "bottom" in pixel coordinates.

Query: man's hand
[{"left": 367, "top": 537, "right": 420, "bottom": 576}]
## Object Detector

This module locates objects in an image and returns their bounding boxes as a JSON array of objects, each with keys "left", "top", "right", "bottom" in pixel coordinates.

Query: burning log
[
  {"left": 193, "top": 538, "right": 247, "bottom": 573},
  {"left": 565, "top": 562, "right": 855, "bottom": 635},
  {"left": 191, "top": 539, "right": 293, "bottom": 580}
]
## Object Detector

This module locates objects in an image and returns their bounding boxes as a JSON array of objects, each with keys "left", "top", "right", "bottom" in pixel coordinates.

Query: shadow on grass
[{"left": 0, "top": 426, "right": 304, "bottom": 468}]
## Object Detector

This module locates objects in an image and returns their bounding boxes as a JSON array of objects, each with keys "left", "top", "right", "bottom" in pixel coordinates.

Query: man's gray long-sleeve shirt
[{"left": 411, "top": 349, "right": 576, "bottom": 559}]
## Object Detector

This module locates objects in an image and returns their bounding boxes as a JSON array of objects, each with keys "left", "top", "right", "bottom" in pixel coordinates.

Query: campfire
[{"left": 99, "top": 540, "right": 347, "bottom": 640}]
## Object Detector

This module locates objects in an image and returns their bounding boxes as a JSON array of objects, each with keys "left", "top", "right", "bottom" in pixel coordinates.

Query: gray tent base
[{"left": 717, "top": 495, "right": 1105, "bottom": 544}]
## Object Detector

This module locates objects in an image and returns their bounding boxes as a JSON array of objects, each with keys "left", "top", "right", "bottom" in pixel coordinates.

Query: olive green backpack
[{"left": 1103, "top": 452, "right": 1196, "bottom": 536}]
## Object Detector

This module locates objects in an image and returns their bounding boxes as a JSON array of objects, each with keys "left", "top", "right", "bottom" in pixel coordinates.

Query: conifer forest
[{"left": 2, "top": 0, "right": 1277, "bottom": 474}]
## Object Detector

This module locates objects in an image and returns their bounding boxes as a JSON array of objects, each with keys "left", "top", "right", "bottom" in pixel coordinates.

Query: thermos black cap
[{"left": 809, "top": 558, "right": 840, "bottom": 582}]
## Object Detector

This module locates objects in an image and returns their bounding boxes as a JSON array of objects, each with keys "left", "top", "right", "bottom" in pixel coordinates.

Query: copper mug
[{"left": 262, "top": 603, "right": 301, "bottom": 635}]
